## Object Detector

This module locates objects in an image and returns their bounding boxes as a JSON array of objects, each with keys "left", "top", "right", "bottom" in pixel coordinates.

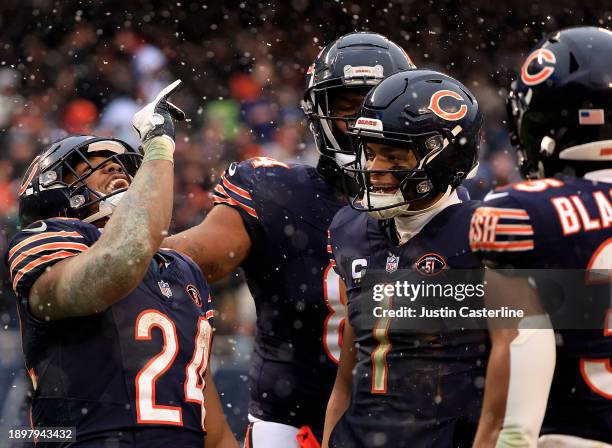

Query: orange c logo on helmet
[
  {"left": 521, "top": 48, "right": 556, "bottom": 86},
  {"left": 428, "top": 90, "right": 468, "bottom": 121}
]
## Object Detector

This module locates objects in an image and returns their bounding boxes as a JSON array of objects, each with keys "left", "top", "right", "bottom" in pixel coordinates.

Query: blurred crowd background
[{"left": 0, "top": 0, "right": 610, "bottom": 442}]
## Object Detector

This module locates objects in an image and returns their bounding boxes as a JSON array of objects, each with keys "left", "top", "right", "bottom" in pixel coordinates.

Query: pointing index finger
[{"left": 154, "top": 79, "right": 183, "bottom": 104}]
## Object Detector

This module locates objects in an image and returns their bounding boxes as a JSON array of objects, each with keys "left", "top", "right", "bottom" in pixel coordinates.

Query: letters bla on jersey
[
  {"left": 5, "top": 218, "right": 214, "bottom": 445},
  {"left": 211, "top": 156, "right": 345, "bottom": 432},
  {"left": 326, "top": 203, "right": 489, "bottom": 448},
  {"left": 469, "top": 176, "right": 612, "bottom": 443}
]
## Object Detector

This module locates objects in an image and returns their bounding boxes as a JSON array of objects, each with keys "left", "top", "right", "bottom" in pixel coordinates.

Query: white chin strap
[
  {"left": 83, "top": 191, "right": 126, "bottom": 224},
  {"left": 364, "top": 185, "right": 453, "bottom": 220},
  {"left": 335, "top": 152, "right": 356, "bottom": 168}
]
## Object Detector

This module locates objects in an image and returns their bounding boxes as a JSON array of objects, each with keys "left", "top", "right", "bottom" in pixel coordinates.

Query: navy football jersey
[
  {"left": 211, "top": 157, "right": 345, "bottom": 433},
  {"left": 327, "top": 202, "right": 489, "bottom": 448},
  {"left": 5, "top": 218, "right": 214, "bottom": 447},
  {"left": 470, "top": 175, "right": 612, "bottom": 443}
]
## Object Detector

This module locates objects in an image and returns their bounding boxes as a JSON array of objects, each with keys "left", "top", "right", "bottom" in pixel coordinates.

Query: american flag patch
[{"left": 579, "top": 109, "right": 605, "bottom": 125}]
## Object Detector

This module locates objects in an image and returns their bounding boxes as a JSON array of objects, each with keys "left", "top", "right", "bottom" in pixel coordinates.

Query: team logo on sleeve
[
  {"left": 21, "top": 222, "right": 48, "bottom": 233},
  {"left": 186, "top": 284, "right": 203, "bottom": 307},
  {"left": 158, "top": 280, "right": 173, "bottom": 299},
  {"left": 227, "top": 162, "right": 238, "bottom": 176},
  {"left": 428, "top": 90, "right": 468, "bottom": 121},
  {"left": 520, "top": 48, "right": 556, "bottom": 86},
  {"left": 385, "top": 255, "right": 400, "bottom": 273},
  {"left": 415, "top": 253, "right": 447, "bottom": 276}
]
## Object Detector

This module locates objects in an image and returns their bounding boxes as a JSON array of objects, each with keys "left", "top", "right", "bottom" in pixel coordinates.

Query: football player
[
  {"left": 469, "top": 27, "right": 612, "bottom": 447},
  {"left": 4, "top": 82, "right": 237, "bottom": 447},
  {"left": 162, "top": 32, "right": 415, "bottom": 447},
  {"left": 323, "top": 69, "right": 489, "bottom": 447}
]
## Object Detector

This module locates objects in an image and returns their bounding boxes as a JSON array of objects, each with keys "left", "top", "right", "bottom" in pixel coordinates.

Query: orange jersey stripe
[
  {"left": 212, "top": 195, "right": 258, "bottom": 219},
  {"left": 12, "top": 251, "right": 79, "bottom": 292},
  {"left": 213, "top": 184, "right": 228, "bottom": 198},
  {"left": 8, "top": 231, "right": 83, "bottom": 260},
  {"left": 10, "top": 241, "right": 88, "bottom": 273},
  {"left": 494, "top": 224, "right": 534, "bottom": 235},
  {"left": 222, "top": 176, "right": 252, "bottom": 201},
  {"left": 212, "top": 196, "right": 231, "bottom": 205},
  {"left": 475, "top": 207, "right": 530, "bottom": 219},
  {"left": 471, "top": 240, "right": 534, "bottom": 251}
]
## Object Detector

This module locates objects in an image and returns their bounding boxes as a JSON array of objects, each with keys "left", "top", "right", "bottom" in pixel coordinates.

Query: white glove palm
[{"left": 132, "top": 79, "right": 186, "bottom": 147}]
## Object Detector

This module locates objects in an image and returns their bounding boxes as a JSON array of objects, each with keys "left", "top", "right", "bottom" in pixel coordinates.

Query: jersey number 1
[{"left": 135, "top": 310, "right": 212, "bottom": 429}]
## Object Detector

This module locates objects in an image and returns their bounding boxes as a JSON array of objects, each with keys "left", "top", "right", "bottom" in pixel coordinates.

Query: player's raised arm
[
  {"left": 472, "top": 270, "right": 556, "bottom": 448},
  {"left": 29, "top": 81, "right": 185, "bottom": 320},
  {"left": 322, "top": 283, "right": 356, "bottom": 448},
  {"left": 163, "top": 204, "right": 251, "bottom": 282}
]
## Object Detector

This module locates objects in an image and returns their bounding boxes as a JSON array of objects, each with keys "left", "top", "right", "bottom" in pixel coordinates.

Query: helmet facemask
[
  {"left": 507, "top": 85, "right": 550, "bottom": 179},
  {"left": 20, "top": 138, "right": 142, "bottom": 226},
  {"left": 68, "top": 142, "right": 142, "bottom": 223},
  {"left": 342, "top": 130, "right": 458, "bottom": 219},
  {"left": 304, "top": 84, "right": 373, "bottom": 164}
]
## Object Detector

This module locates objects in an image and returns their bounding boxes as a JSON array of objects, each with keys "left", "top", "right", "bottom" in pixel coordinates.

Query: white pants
[
  {"left": 244, "top": 414, "right": 301, "bottom": 448},
  {"left": 539, "top": 434, "right": 612, "bottom": 448}
]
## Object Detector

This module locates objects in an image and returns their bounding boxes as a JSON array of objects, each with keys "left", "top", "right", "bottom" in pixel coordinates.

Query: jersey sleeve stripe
[
  {"left": 493, "top": 224, "right": 534, "bottom": 235},
  {"left": 212, "top": 195, "right": 258, "bottom": 219},
  {"left": 213, "top": 184, "right": 229, "bottom": 198},
  {"left": 221, "top": 176, "right": 253, "bottom": 201},
  {"left": 12, "top": 250, "right": 80, "bottom": 292},
  {"left": 8, "top": 231, "right": 83, "bottom": 259},
  {"left": 10, "top": 242, "right": 88, "bottom": 273},
  {"left": 470, "top": 240, "right": 534, "bottom": 251},
  {"left": 475, "top": 207, "right": 530, "bottom": 220}
]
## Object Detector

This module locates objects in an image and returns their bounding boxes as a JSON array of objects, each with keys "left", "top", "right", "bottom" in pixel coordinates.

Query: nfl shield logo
[
  {"left": 158, "top": 280, "right": 173, "bottom": 298},
  {"left": 386, "top": 255, "right": 400, "bottom": 273}
]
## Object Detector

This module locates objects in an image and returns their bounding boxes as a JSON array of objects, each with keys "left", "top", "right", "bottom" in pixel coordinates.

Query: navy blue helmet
[
  {"left": 344, "top": 69, "right": 483, "bottom": 218},
  {"left": 507, "top": 26, "right": 612, "bottom": 179},
  {"left": 302, "top": 32, "right": 416, "bottom": 161}
]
